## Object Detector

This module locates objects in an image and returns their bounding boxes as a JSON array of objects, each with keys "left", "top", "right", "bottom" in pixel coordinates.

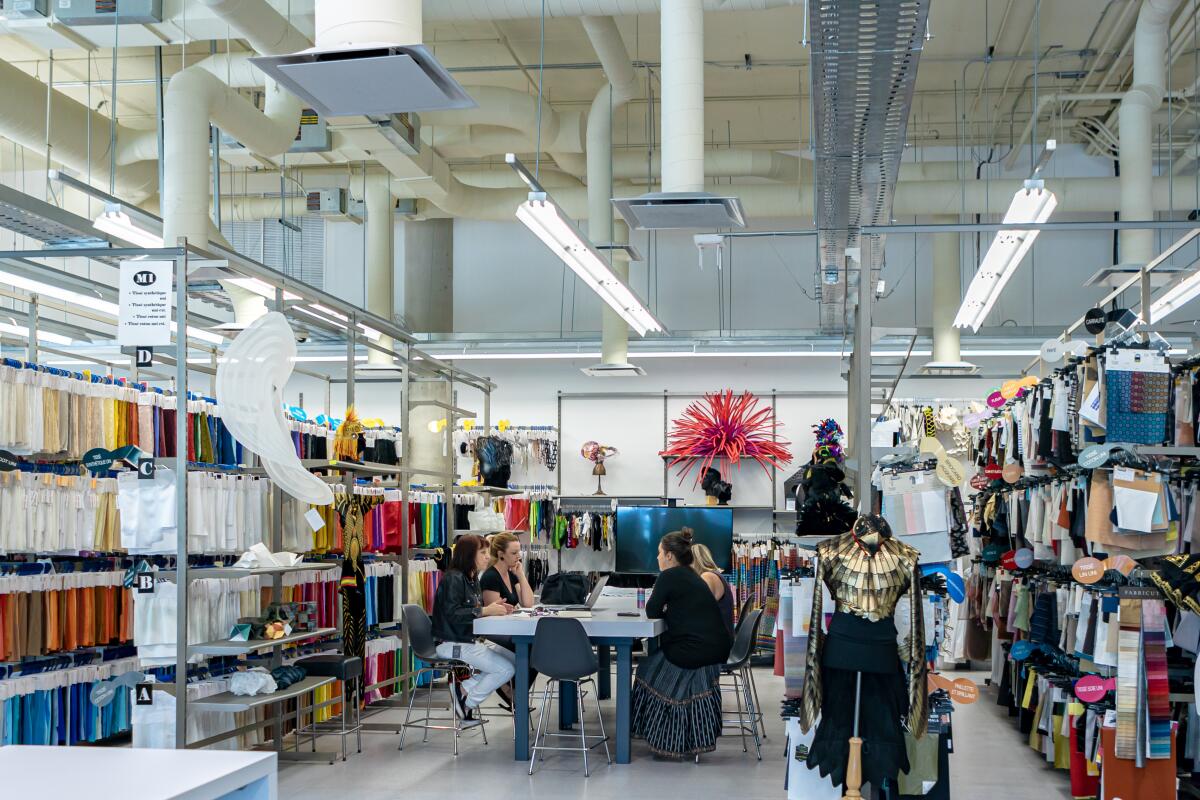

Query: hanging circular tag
[
  {"left": 950, "top": 678, "right": 980, "bottom": 704},
  {"left": 986, "top": 391, "right": 1006, "bottom": 409},
  {"left": 970, "top": 473, "right": 990, "bottom": 490},
  {"left": 1010, "top": 641, "right": 1036, "bottom": 661},
  {"left": 1072, "top": 557, "right": 1105, "bottom": 585},
  {"left": 936, "top": 457, "right": 965, "bottom": 488},
  {"left": 984, "top": 463, "right": 1003, "bottom": 480},
  {"left": 0, "top": 450, "right": 16, "bottom": 472},
  {"left": 1018, "top": 376, "right": 1040, "bottom": 389},
  {"left": 920, "top": 436, "right": 946, "bottom": 457},
  {"left": 1074, "top": 674, "right": 1109, "bottom": 703},
  {"left": 1084, "top": 308, "right": 1107, "bottom": 335},
  {"left": 1000, "top": 379, "right": 1021, "bottom": 400},
  {"left": 1001, "top": 550, "right": 1018, "bottom": 571},
  {"left": 982, "top": 543, "right": 1004, "bottom": 564},
  {"left": 82, "top": 448, "right": 115, "bottom": 476},
  {"left": 1077, "top": 444, "right": 1111, "bottom": 470},
  {"left": 1040, "top": 340, "right": 1066, "bottom": 363},
  {"left": 1001, "top": 462, "right": 1022, "bottom": 483},
  {"left": 1014, "top": 548, "right": 1035, "bottom": 569}
]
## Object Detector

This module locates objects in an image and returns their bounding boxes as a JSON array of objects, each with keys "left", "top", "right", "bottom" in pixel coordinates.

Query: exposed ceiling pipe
[
  {"left": 163, "top": 0, "right": 310, "bottom": 324},
  {"left": 660, "top": 0, "right": 705, "bottom": 194},
  {"left": 582, "top": 15, "right": 641, "bottom": 367},
  {"left": 1119, "top": 0, "right": 1182, "bottom": 266},
  {"left": 424, "top": 0, "right": 800, "bottom": 20},
  {"left": 0, "top": 58, "right": 156, "bottom": 202}
]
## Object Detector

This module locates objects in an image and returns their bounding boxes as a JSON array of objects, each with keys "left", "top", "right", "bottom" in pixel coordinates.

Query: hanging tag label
[
  {"left": 135, "top": 347, "right": 154, "bottom": 368},
  {"left": 969, "top": 473, "right": 989, "bottom": 490},
  {"left": 0, "top": 450, "right": 17, "bottom": 472},
  {"left": 1013, "top": 548, "right": 1035, "bottom": 569},
  {"left": 1084, "top": 308, "right": 1107, "bottom": 335},
  {"left": 935, "top": 457, "right": 965, "bottom": 488},
  {"left": 305, "top": 508, "right": 326, "bottom": 533},
  {"left": 82, "top": 448, "right": 115, "bottom": 475},
  {"left": 950, "top": 678, "right": 980, "bottom": 704},
  {"left": 134, "top": 683, "right": 155, "bottom": 706},
  {"left": 984, "top": 463, "right": 1003, "bottom": 480},
  {"left": 136, "top": 573, "right": 155, "bottom": 594},
  {"left": 1072, "top": 557, "right": 1105, "bottom": 585},
  {"left": 1077, "top": 445, "right": 1111, "bottom": 470},
  {"left": 1074, "top": 675, "right": 1112, "bottom": 703},
  {"left": 1040, "top": 339, "right": 1066, "bottom": 363},
  {"left": 986, "top": 392, "right": 1006, "bottom": 409},
  {"left": 1010, "top": 640, "right": 1036, "bottom": 661},
  {"left": 137, "top": 457, "right": 155, "bottom": 480},
  {"left": 118, "top": 260, "right": 173, "bottom": 347},
  {"left": 1000, "top": 380, "right": 1021, "bottom": 400},
  {"left": 1001, "top": 463, "right": 1022, "bottom": 484},
  {"left": 289, "top": 406, "right": 308, "bottom": 422}
]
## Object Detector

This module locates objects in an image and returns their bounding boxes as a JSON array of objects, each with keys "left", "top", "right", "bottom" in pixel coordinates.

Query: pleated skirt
[{"left": 631, "top": 649, "right": 723, "bottom": 758}]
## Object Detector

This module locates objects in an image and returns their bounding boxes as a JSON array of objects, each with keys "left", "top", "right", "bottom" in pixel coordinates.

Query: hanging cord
[{"left": 534, "top": 0, "right": 547, "bottom": 180}]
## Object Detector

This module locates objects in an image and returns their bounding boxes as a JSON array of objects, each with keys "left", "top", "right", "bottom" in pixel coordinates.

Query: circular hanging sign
[
  {"left": 1014, "top": 548, "right": 1035, "bottom": 569},
  {"left": 1040, "top": 340, "right": 1066, "bottom": 363},
  {"left": 920, "top": 436, "right": 947, "bottom": 457},
  {"left": 936, "top": 457, "right": 966, "bottom": 488},
  {"left": 1075, "top": 674, "right": 1109, "bottom": 703},
  {"left": 986, "top": 391, "right": 1006, "bottom": 409},
  {"left": 1001, "top": 550, "right": 1019, "bottom": 571},
  {"left": 1072, "top": 557, "right": 1106, "bottom": 585},
  {"left": 1084, "top": 308, "right": 1107, "bottom": 335},
  {"left": 1077, "top": 444, "right": 1111, "bottom": 470},
  {"left": 1002, "top": 462, "right": 1023, "bottom": 483},
  {"left": 982, "top": 543, "right": 1005, "bottom": 564},
  {"left": 984, "top": 463, "right": 1004, "bottom": 480},
  {"left": 1000, "top": 379, "right": 1021, "bottom": 400},
  {"left": 950, "top": 678, "right": 980, "bottom": 704},
  {"left": 1010, "top": 640, "right": 1036, "bottom": 661},
  {"left": 1018, "top": 376, "right": 1040, "bottom": 389},
  {"left": 0, "top": 449, "right": 16, "bottom": 472},
  {"left": 970, "top": 473, "right": 990, "bottom": 490},
  {"left": 82, "top": 448, "right": 115, "bottom": 476}
]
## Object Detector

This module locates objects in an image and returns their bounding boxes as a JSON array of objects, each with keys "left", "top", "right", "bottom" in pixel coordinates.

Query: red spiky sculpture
[{"left": 661, "top": 390, "right": 792, "bottom": 486}]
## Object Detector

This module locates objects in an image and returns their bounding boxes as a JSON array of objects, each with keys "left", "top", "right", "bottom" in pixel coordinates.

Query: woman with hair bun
[{"left": 631, "top": 527, "right": 733, "bottom": 759}]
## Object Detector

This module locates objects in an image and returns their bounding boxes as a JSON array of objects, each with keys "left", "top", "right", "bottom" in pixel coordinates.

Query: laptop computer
[{"left": 525, "top": 575, "right": 609, "bottom": 612}]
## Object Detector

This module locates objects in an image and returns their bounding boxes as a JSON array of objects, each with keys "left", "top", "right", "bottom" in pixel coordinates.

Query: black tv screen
[{"left": 615, "top": 506, "right": 734, "bottom": 574}]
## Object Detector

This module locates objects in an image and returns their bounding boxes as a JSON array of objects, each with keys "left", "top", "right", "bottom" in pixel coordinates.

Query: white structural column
[
  {"left": 931, "top": 215, "right": 961, "bottom": 363},
  {"left": 366, "top": 173, "right": 396, "bottom": 364},
  {"left": 1118, "top": 0, "right": 1181, "bottom": 266},
  {"left": 583, "top": 16, "right": 641, "bottom": 365},
  {"left": 660, "top": 0, "right": 705, "bottom": 193},
  {"left": 316, "top": 0, "right": 422, "bottom": 46},
  {"left": 404, "top": 219, "right": 455, "bottom": 334}
]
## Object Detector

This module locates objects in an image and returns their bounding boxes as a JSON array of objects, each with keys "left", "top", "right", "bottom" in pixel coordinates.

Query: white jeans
[{"left": 435, "top": 641, "right": 516, "bottom": 709}]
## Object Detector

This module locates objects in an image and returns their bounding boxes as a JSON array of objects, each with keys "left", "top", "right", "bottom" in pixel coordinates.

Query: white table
[
  {"left": 474, "top": 609, "right": 664, "bottom": 764},
  {"left": 0, "top": 746, "right": 277, "bottom": 799}
]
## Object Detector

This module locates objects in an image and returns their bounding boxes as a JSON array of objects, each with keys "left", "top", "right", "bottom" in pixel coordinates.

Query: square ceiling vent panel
[
  {"left": 251, "top": 45, "right": 476, "bottom": 117},
  {"left": 612, "top": 192, "right": 747, "bottom": 230}
]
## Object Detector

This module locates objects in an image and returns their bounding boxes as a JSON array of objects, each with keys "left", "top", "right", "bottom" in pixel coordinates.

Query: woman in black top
[
  {"left": 431, "top": 534, "right": 515, "bottom": 721},
  {"left": 632, "top": 529, "right": 732, "bottom": 758},
  {"left": 479, "top": 532, "right": 537, "bottom": 708}
]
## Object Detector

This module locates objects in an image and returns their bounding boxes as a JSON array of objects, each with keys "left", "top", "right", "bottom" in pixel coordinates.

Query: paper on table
[{"left": 1114, "top": 483, "right": 1160, "bottom": 533}]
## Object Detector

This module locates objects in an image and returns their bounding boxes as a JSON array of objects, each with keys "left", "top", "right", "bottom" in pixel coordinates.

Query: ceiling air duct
[{"left": 612, "top": 192, "right": 746, "bottom": 230}]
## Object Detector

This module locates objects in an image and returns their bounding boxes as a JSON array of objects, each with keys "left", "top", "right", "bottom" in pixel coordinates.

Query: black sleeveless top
[{"left": 715, "top": 573, "right": 735, "bottom": 637}]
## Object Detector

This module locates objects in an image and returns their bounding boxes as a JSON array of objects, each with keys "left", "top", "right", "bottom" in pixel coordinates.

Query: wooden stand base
[{"left": 842, "top": 736, "right": 864, "bottom": 800}]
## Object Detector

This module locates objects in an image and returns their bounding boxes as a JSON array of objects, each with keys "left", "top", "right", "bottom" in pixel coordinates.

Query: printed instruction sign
[{"left": 118, "top": 260, "right": 172, "bottom": 346}]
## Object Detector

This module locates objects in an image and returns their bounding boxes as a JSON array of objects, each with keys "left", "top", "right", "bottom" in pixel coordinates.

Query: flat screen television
[{"left": 614, "top": 506, "right": 734, "bottom": 574}]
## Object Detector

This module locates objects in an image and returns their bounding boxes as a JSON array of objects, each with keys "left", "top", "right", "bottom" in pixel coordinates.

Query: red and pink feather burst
[{"left": 660, "top": 389, "right": 792, "bottom": 486}]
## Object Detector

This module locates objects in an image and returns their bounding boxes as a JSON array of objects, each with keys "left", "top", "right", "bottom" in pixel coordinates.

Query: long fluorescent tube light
[
  {"left": 0, "top": 321, "right": 73, "bottom": 345},
  {"left": 1150, "top": 256, "right": 1200, "bottom": 321},
  {"left": 953, "top": 182, "right": 1058, "bottom": 332},
  {"left": 0, "top": 267, "right": 223, "bottom": 346},
  {"left": 507, "top": 153, "right": 663, "bottom": 337},
  {"left": 93, "top": 203, "right": 165, "bottom": 248},
  {"left": 429, "top": 349, "right": 1045, "bottom": 361},
  {"left": 516, "top": 195, "right": 664, "bottom": 336}
]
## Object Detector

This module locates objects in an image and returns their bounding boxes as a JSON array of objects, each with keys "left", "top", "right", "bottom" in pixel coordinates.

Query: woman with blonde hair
[
  {"left": 692, "top": 542, "right": 735, "bottom": 636},
  {"left": 479, "top": 531, "right": 536, "bottom": 710}
]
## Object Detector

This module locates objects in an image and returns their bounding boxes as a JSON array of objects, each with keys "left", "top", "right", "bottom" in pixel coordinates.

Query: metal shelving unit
[{"left": 188, "top": 628, "right": 339, "bottom": 657}]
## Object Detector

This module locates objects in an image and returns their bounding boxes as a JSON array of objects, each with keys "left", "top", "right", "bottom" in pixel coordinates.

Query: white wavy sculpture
[{"left": 216, "top": 312, "right": 334, "bottom": 506}]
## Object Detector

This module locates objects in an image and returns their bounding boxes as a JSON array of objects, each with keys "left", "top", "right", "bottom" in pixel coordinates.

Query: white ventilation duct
[
  {"left": 162, "top": 0, "right": 309, "bottom": 324},
  {"left": 661, "top": 0, "right": 705, "bottom": 194},
  {"left": 424, "top": 0, "right": 800, "bottom": 20},
  {"left": 0, "top": 58, "right": 157, "bottom": 202},
  {"left": 582, "top": 16, "right": 642, "bottom": 367},
  {"left": 317, "top": 0, "right": 422, "bottom": 47},
  {"left": 1119, "top": 0, "right": 1182, "bottom": 266}
]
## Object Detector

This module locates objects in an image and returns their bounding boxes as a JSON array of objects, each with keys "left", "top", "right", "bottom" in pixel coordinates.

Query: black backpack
[{"left": 539, "top": 572, "right": 591, "bottom": 605}]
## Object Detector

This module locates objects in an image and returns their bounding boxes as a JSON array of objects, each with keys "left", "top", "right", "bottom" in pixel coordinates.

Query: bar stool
[
  {"left": 396, "top": 604, "right": 489, "bottom": 757},
  {"left": 721, "top": 607, "right": 765, "bottom": 759},
  {"left": 294, "top": 654, "right": 363, "bottom": 761},
  {"left": 735, "top": 597, "right": 768, "bottom": 741},
  {"left": 528, "top": 617, "right": 611, "bottom": 776}
]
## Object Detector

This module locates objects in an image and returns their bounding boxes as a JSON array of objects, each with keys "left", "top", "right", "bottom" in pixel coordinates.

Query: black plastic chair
[
  {"left": 396, "top": 604, "right": 489, "bottom": 756},
  {"left": 732, "top": 597, "right": 766, "bottom": 739},
  {"left": 720, "top": 607, "right": 765, "bottom": 759},
  {"left": 528, "top": 617, "right": 611, "bottom": 776}
]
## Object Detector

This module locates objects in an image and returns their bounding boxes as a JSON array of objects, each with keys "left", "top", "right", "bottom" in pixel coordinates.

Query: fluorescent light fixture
[
  {"left": 517, "top": 196, "right": 663, "bottom": 336},
  {"left": 1150, "top": 256, "right": 1200, "bottom": 321},
  {"left": 93, "top": 203, "right": 165, "bottom": 248},
  {"left": 0, "top": 321, "right": 73, "bottom": 345},
  {"left": 225, "top": 277, "right": 302, "bottom": 302},
  {"left": 292, "top": 304, "right": 384, "bottom": 341},
  {"left": 506, "top": 153, "right": 663, "bottom": 337},
  {"left": 953, "top": 182, "right": 1058, "bottom": 332}
]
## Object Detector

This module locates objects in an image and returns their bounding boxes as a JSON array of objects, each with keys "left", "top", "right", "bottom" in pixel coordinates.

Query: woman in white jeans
[{"left": 431, "top": 534, "right": 516, "bottom": 721}]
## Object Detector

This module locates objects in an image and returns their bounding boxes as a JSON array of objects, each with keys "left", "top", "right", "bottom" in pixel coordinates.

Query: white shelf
[
  {"left": 187, "top": 675, "right": 336, "bottom": 713},
  {"left": 188, "top": 627, "right": 337, "bottom": 656},
  {"left": 159, "top": 562, "right": 337, "bottom": 581}
]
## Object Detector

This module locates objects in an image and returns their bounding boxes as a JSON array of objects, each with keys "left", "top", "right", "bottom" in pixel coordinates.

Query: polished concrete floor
[{"left": 277, "top": 669, "right": 1074, "bottom": 799}]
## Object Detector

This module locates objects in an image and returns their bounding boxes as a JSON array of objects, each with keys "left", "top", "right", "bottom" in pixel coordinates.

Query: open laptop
[{"left": 525, "top": 575, "right": 609, "bottom": 612}]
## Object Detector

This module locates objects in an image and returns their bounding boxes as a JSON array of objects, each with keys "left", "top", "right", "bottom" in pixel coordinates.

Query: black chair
[
  {"left": 294, "top": 654, "right": 363, "bottom": 761},
  {"left": 528, "top": 617, "right": 611, "bottom": 776},
  {"left": 396, "top": 604, "right": 489, "bottom": 756},
  {"left": 734, "top": 596, "right": 766, "bottom": 739},
  {"left": 721, "top": 607, "right": 765, "bottom": 759}
]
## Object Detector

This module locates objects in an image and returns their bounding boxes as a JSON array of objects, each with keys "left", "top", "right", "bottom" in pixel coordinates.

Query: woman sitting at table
[
  {"left": 431, "top": 534, "right": 515, "bottom": 721},
  {"left": 480, "top": 532, "right": 537, "bottom": 709},
  {"left": 691, "top": 542, "right": 735, "bottom": 636},
  {"left": 632, "top": 528, "right": 733, "bottom": 759}
]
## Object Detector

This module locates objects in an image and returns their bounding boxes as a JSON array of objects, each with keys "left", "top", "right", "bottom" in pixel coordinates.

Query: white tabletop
[
  {"left": 474, "top": 608, "right": 665, "bottom": 639},
  {"left": 0, "top": 746, "right": 277, "bottom": 800}
]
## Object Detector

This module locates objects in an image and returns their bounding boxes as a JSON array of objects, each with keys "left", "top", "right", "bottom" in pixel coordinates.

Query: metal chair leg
[
  {"left": 589, "top": 677, "right": 612, "bottom": 766},
  {"left": 578, "top": 682, "right": 590, "bottom": 777},
  {"left": 355, "top": 681, "right": 363, "bottom": 754},
  {"left": 422, "top": 670, "right": 436, "bottom": 744},
  {"left": 742, "top": 668, "right": 762, "bottom": 760},
  {"left": 397, "top": 669, "right": 422, "bottom": 751},
  {"left": 747, "top": 665, "right": 767, "bottom": 739},
  {"left": 529, "top": 683, "right": 552, "bottom": 775},
  {"left": 448, "top": 672, "right": 460, "bottom": 757},
  {"left": 732, "top": 669, "right": 748, "bottom": 753}
]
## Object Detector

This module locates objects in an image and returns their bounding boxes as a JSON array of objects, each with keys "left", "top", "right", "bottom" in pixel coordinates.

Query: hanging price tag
[
  {"left": 986, "top": 392, "right": 1006, "bottom": 409},
  {"left": 1000, "top": 379, "right": 1021, "bottom": 400},
  {"left": 1074, "top": 675, "right": 1115, "bottom": 702},
  {"left": 935, "top": 457, "right": 965, "bottom": 488},
  {"left": 1072, "top": 557, "right": 1105, "bottom": 585},
  {"left": 970, "top": 473, "right": 990, "bottom": 490},
  {"left": 1001, "top": 463, "right": 1022, "bottom": 483}
]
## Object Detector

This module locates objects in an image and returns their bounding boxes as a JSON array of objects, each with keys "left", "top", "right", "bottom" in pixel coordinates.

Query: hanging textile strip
[
  {"left": 1141, "top": 598, "right": 1172, "bottom": 759},
  {"left": 1115, "top": 598, "right": 1142, "bottom": 759}
]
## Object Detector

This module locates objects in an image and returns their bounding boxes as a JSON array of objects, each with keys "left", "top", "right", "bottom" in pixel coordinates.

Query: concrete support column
[
  {"left": 601, "top": 220, "right": 631, "bottom": 365},
  {"left": 365, "top": 174, "right": 395, "bottom": 364},
  {"left": 403, "top": 218, "right": 454, "bottom": 334}
]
